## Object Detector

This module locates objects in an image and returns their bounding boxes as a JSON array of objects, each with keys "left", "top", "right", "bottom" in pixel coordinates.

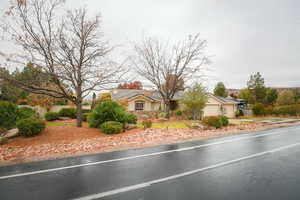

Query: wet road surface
[{"left": 1, "top": 125, "right": 300, "bottom": 200}]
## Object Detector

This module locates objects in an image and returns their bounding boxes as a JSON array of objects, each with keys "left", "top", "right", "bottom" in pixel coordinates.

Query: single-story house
[
  {"left": 204, "top": 95, "right": 238, "bottom": 118},
  {"left": 111, "top": 89, "right": 238, "bottom": 118}
]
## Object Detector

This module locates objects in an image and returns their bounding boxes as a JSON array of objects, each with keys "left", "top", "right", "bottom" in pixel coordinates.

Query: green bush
[
  {"left": 18, "top": 101, "right": 28, "bottom": 105},
  {"left": 0, "top": 101, "right": 19, "bottom": 129},
  {"left": 88, "top": 101, "right": 133, "bottom": 128},
  {"left": 59, "top": 108, "right": 76, "bottom": 118},
  {"left": 272, "top": 105, "right": 300, "bottom": 116},
  {"left": 45, "top": 112, "right": 59, "bottom": 121},
  {"left": 203, "top": 116, "right": 222, "bottom": 129},
  {"left": 141, "top": 120, "right": 152, "bottom": 129},
  {"left": 82, "top": 113, "right": 90, "bottom": 122},
  {"left": 175, "top": 110, "right": 183, "bottom": 116},
  {"left": 16, "top": 118, "right": 46, "bottom": 137},
  {"left": 219, "top": 115, "right": 229, "bottom": 126},
  {"left": 252, "top": 103, "right": 266, "bottom": 116},
  {"left": 265, "top": 106, "right": 275, "bottom": 115},
  {"left": 100, "top": 121, "right": 123, "bottom": 134},
  {"left": 255, "top": 104, "right": 300, "bottom": 116},
  {"left": 235, "top": 109, "right": 244, "bottom": 117},
  {"left": 124, "top": 113, "right": 137, "bottom": 124},
  {"left": 18, "top": 107, "right": 38, "bottom": 120},
  {"left": 0, "top": 137, "right": 9, "bottom": 145}
]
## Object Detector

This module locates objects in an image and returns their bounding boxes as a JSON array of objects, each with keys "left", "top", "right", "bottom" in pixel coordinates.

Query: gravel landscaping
[{"left": 0, "top": 122, "right": 283, "bottom": 166}]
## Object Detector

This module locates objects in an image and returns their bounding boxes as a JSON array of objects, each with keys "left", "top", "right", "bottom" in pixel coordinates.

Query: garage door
[{"left": 203, "top": 105, "right": 221, "bottom": 117}]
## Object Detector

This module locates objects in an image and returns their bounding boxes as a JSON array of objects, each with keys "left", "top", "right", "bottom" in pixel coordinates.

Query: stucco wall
[
  {"left": 128, "top": 97, "right": 152, "bottom": 111},
  {"left": 125, "top": 95, "right": 237, "bottom": 118},
  {"left": 18, "top": 105, "right": 91, "bottom": 118},
  {"left": 49, "top": 105, "right": 73, "bottom": 113},
  {"left": 49, "top": 105, "right": 91, "bottom": 112},
  {"left": 203, "top": 104, "right": 237, "bottom": 118},
  {"left": 203, "top": 105, "right": 222, "bottom": 117},
  {"left": 202, "top": 96, "right": 237, "bottom": 118},
  {"left": 151, "top": 102, "right": 161, "bottom": 111},
  {"left": 19, "top": 105, "right": 47, "bottom": 118},
  {"left": 224, "top": 104, "right": 237, "bottom": 118}
]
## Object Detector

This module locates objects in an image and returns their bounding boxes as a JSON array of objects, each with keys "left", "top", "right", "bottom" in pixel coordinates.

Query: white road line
[
  {"left": 74, "top": 142, "right": 300, "bottom": 200},
  {"left": 0, "top": 128, "right": 298, "bottom": 180}
]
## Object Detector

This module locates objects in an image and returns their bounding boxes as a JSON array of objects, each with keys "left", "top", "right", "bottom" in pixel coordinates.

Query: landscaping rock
[
  {"left": 189, "top": 123, "right": 205, "bottom": 130},
  {"left": 4, "top": 128, "right": 19, "bottom": 138},
  {"left": 0, "top": 122, "right": 274, "bottom": 164},
  {"left": 158, "top": 118, "right": 168, "bottom": 122},
  {"left": 58, "top": 117, "right": 72, "bottom": 120},
  {"left": 140, "top": 114, "right": 150, "bottom": 119},
  {"left": 0, "top": 128, "right": 7, "bottom": 136},
  {"left": 125, "top": 124, "right": 138, "bottom": 130}
]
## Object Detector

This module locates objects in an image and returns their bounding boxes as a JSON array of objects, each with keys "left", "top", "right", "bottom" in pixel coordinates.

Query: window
[{"left": 135, "top": 101, "right": 145, "bottom": 111}]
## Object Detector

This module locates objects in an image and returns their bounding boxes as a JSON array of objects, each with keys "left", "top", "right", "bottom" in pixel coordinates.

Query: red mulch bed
[{"left": 0, "top": 122, "right": 277, "bottom": 166}]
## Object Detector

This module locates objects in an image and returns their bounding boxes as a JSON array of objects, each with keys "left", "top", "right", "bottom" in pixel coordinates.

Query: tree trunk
[
  {"left": 76, "top": 102, "right": 83, "bottom": 127},
  {"left": 165, "top": 101, "right": 171, "bottom": 119}
]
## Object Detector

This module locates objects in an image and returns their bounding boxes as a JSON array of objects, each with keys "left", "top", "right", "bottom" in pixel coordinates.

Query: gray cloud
[{"left": 1, "top": 0, "right": 299, "bottom": 89}]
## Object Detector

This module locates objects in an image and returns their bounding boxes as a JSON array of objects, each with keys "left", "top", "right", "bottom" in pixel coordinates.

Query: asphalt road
[{"left": 1, "top": 125, "right": 300, "bottom": 200}]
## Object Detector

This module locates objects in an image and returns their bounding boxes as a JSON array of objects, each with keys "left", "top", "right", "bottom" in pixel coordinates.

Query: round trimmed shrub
[
  {"left": 88, "top": 101, "right": 131, "bottom": 128},
  {"left": 219, "top": 115, "right": 229, "bottom": 126},
  {"left": 18, "top": 107, "right": 38, "bottom": 120},
  {"left": 203, "top": 116, "right": 222, "bottom": 128},
  {"left": 16, "top": 118, "right": 46, "bottom": 137},
  {"left": 252, "top": 103, "right": 266, "bottom": 116},
  {"left": 100, "top": 121, "right": 123, "bottom": 134},
  {"left": 45, "top": 112, "right": 59, "bottom": 121},
  {"left": 0, "top": 101, "right": 19, "bottom": 129},
  {"left": 59, "top": 108, "right": 76, "bottom": 118}
]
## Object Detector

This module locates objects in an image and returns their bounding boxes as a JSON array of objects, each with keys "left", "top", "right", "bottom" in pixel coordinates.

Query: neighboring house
[
  {"left": 111, "top": 89, "right": 167, "bottom": 112},
  {"left": 203, "top": 95, "right": 238, "bottom": 118},
  {"left": 111, "top": 89, "right": 238, "bottom": 118}
]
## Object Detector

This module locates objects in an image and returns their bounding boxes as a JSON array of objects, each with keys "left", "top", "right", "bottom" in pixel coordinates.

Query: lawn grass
[
  {"left": 46, "top": 121, "right": 76, "bottom": 127},
  {"left": 46, "top": 121, "right": 90, "bottom": 127},
  {"left": 138, "top": 122, "right": 189, "bottom": 128}
]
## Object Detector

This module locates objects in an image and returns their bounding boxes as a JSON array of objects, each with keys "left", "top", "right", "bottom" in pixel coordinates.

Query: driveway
[{"left": 1, "top": 125, "right": 300, "bottom": 200}]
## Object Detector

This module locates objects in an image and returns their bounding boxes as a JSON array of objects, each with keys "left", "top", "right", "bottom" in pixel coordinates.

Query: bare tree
[
  {"left": 132, "top": 34, "right": 209, "bottom": 118},
  {"left": 1, "top": 0, "right": 124, "bottom": 127}
]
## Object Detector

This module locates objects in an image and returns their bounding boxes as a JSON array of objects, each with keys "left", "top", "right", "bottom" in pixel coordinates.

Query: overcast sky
[{"left": 1, "top": 0, "right": 300, "bottom": 89}]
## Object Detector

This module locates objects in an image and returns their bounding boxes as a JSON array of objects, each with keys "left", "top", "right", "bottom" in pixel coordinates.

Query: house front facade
[
  {"left": 203, "top": 95, "right": 238, "bottom": 118},
  {"left": 111, "top": 89, "right": 238, "bottom": 118}
]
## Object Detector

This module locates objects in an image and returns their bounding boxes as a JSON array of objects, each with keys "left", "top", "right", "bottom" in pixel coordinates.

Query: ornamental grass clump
[{"left": 100, "top": 121, "right": 123, "bottom": 134}]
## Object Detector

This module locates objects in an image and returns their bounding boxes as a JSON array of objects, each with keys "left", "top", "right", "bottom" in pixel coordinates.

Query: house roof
[
  {"left": 111, "top": 89, "right": 238, "bottom": 104},
  {"left": 211, "top": 95, "right": 239, "bottom": 104},
  {"left": 111, "top": 89, "right": 161, "bottom": 101},
  {"left": 111, "top": 89, "right": 184, "bottom": 102},
  {"left": 127, "top": 94, "right": 159, "bottom": 102}
]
